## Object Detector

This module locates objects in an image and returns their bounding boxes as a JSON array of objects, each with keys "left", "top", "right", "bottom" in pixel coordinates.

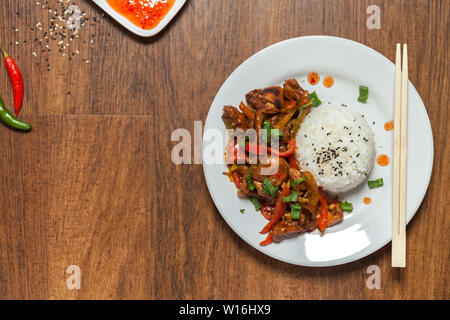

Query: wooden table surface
[{"left": 0, "top": 0, "right": 448, "bottom": 300}]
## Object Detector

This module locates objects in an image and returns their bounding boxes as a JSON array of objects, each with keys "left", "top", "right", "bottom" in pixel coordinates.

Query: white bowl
[{"left": 91, "top": 0, "right": 187, "bottom": 37}]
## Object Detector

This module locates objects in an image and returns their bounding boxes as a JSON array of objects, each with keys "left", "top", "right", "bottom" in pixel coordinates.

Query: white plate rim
[
  {"left": 91, "top": 0, "right": 187, "bottom": 37},
  {"left": 202, "top": 35, "right": 434, "bottom": 267}
]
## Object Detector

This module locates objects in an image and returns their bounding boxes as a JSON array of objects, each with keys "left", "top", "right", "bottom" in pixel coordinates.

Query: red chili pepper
[
  {"left": 260, "top": 184, "right": 291, "bottom": 234},
  {"left": 259, "top": 233, "right": 273, "bottom": 246},
  {"left": 271, "top": 138, "right": 296, "bottom": 157},
  {"left": 0, "top": 46, "right": 23, "bottom": 116},
  {"left": 246, "top": 138, "right": 297, "bottom": 158},
  {"left": 318, "top": 195, "right": 328, "bottom": 232}
]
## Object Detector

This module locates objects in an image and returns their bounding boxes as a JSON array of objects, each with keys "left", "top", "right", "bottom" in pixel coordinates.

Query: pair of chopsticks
[{"left": 392, "top": 44, "right": 408, "bottom": 268}]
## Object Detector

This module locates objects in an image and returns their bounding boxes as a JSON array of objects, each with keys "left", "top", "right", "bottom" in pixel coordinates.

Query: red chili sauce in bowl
[{"left": 107, "top": 0, "right": 175, "bottom": 30}]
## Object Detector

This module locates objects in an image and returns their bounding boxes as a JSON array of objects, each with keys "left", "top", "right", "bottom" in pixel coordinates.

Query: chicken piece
[
  {"left": 289, "top": 167, "right": 302, "bottom": 180},
  {"left": 283, "top": 79, "right": 310, "bottom": 106},
  {"left": 327, "top": 207, "right": 344, "bottom": 227},
  {"left": 270, "top": 211, "right": 317, "bottom": 242},
  {"left": 325, "top": 197, "right": 344, "bottom": 227},
  {"left": 260, "top": 86, "right": 283, "bottom": 110},
  {"left": 245, "top": 89, "right": 280, "bottom": 115},
  {"left": 222, "top": 106, "right": 247, "bottom": 129}
]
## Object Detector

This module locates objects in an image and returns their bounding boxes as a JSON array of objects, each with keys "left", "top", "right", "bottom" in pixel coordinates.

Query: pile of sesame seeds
[{"left": 10, "top": 0, "right": 105, "bottom": 71}]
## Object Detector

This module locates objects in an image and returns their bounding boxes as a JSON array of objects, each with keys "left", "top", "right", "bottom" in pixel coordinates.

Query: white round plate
[{"left": 202, "top": 36, "right": 433, "bottom": 267}]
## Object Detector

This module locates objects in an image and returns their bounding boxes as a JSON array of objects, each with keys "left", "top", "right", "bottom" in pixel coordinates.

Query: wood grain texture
[{"left": 0, "top": 0, "right": 448, "bottom": 299}]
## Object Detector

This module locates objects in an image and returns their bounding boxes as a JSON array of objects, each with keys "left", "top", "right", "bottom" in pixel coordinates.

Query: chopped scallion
[
  {"left": 368, "top": 178, "right": 384, "bottom": 189},
  {"left": 240, "top": 209, "right": 245, "bottom": 214},
  {"left": 262, "top": 120, "right": 273, "bottom": 142},
  {"left": 300, "top": 101, "right": 313, "bottom": 109},
  {"left": 358, "top": 85, "right": 369, "bottom": 103},
  {"left": 283, "top": 190, "right": 299, "bottom": 203},
  {"left": 246, "top": 174, "right": 256, "bottom": 191},
  {"left": 271, "top": 129, "right": 283, "bottom": 140},
  {"left": 262, "top": 178, "right": 278, "bottom": 196},
  {"left": 250, "top": 197, "right": 261, "bottom": 211},
  {"left": 291, "top": 203, "right": 301, "bottom": 219},
  {"left": 340, "top": 201, "right": 353, "bottom": 212},
  {"left": 309, "top": 91, "right": 322, "bottom": 106},
  {"left": 290, "top": 176, "right": 307, "bottom": 186},
  {"left": 237, "top": 136, "right": 248, "bottom": 147}
]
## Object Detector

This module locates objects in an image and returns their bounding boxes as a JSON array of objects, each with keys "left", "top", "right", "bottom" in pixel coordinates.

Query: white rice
[{"left": 295, "top": 104, "right": 376, "bottom": 194}]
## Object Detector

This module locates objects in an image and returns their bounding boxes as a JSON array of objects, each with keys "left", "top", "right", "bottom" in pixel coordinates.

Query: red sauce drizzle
[
  {"left": 107, "top": 0, "right": 175, "bottom": 30},
  {"left": 323, "top": 76, "right": 334, "bottom": 88},
  {"left": 377, "top": 154, "right": 390, "bottom": 167},
  {"left": 308, "top": 72, "right": 320, "bottom": 85},
  {"left": 384, "top": 120, "right": 394, "bottom": 131}
]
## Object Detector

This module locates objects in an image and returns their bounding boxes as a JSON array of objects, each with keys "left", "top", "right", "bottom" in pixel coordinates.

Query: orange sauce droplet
[
  {"left": 323, "top": 76, "right": 334, "bottom": 88},
  {"left": 308, "top": 72, "right": 320, "bottom": 85},
  {"left": 377, "top": 154, "right": 390, "bottom": 166},
  {"left": 363, "top": 197, "right": 372, "bottom": 205},
  {"left": 384, "top": 120, "right": 394, "bottom": 131},
  {"left": 107, "top": 0, "right": 175, "bottom": 30}
]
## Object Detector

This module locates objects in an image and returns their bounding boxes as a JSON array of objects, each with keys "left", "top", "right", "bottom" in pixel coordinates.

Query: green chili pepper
[{"left": 0, "top": 94, "right": 31, "bottom": 131}]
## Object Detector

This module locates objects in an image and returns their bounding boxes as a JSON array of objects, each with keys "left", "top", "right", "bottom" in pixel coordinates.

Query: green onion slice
[
  {"left": 358, "top": 85, "right": 369, "bottom": 103},
  {"left": 282, "top": 190, "right": 299, "bottom": 203},
  {"left": 237, "top": 136, "right": 248, "bottom": 147},
  {"left": 309, "top": 91, "right": 322, "bottom": 107},
  {"left": 262, "top": 178, "right": 278, "bottom": 196},
  {"left": 246, "top": 174, "right": 256, "bottom": 191},
  {"left": 291, "top": 203, "right": 301, "bottom": 219},
  {"left": 368, "top": 178, "right": 384, "bottom": 189},
  {"left": 300, "top": 101, "right": 313, "bottom": 109},
  {"left": 262, "top": 120, "right": 273, "bottom": 142},
  {"left": 271, "top": 128, "right": 283, "bottom": 140},
  {"left": 340, "top": 201, "right": 353, "bottom": 212},
  {"left": 290, "top": 176, "right": 307, "bottom": 186},
  {"left": 250, "top": 197, "right": 261, "bottom": 211}
]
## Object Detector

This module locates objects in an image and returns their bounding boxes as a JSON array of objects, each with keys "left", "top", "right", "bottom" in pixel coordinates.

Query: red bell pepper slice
[
  {"left": 259, "top": 233, "right": 273, "bottom": 246},
  {"left": 260, "top": 184, "right": 291, "bottom": 234},
  {"left": 288, "top": 155, "right": 299, "bottom": 169},
  {"left": 270, "top": 138, "right": 296, "bottom": 157},
  {"left": 233, "top": 172, "right": 241, "bottom": 190},
  {"left": 318, "top": 195, "right": 328, "bottom": 232},
  {"left": 246, "top": 138, "right": 296, "bottom": 158}
]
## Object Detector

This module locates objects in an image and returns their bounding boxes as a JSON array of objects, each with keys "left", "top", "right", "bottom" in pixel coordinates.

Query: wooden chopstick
[{"left": 392, "top": 44, "right": 407, "bottom": 268}]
